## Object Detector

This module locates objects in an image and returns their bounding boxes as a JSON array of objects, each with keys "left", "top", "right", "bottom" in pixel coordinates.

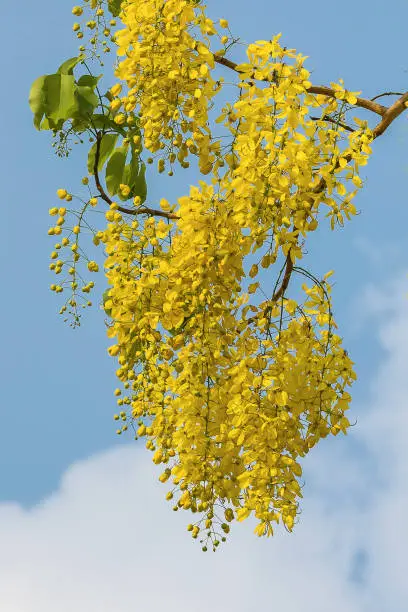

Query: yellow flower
[
  {"left": 119, "top": 184, "right": 131, "bottom": 197},
  {"left": 114, "top": 113, "right": 126, "bottom": 125},
  {"left": 160, "top": 198, "right": 171, "bottom": 211},
  {"left": 110, "top": 83, "right": 122, "bottom": 97}
]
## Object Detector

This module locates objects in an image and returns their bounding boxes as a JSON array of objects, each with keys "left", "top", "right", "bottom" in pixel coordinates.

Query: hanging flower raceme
[
  {"left": 114, "top": 0, "right": 222, "bottom": 175},
  {"left": 58, "top": 0, "right": 374, "bottom": 552},
  {"left": 102, "top": 175, "right": 356, "bottom": 550}
]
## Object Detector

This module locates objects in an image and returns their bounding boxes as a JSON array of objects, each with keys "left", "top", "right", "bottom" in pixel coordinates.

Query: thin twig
[
  {"left": 310, "top": 115, "right": 355, "bottom": 133},
  {"left": 371, "top": 91, "right": 404, "bottom": 101},
  {"left": 93, "top": 132, "right": 180, "bottom": 220},
  {"left": 271, "top": 253, "right": 294, "bottom": 301},
  {"left": 311, "top": 90, "right": 408, "bottom": 193}
]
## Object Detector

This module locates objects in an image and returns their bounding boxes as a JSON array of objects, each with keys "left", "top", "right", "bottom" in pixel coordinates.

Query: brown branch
[
  {"left": 272, "top": 253, "right": 294, "bottom": 302},
  {"left": 213, "top": 54, "right": 408, "bottom": 309},
  {"left": 93, "top": 132, "right": 115, "bottom": 207},
  {"left": 310, "top": 114, "right": 355, "bottom": 133},
  {"left": 306, "top": 86, "right": 386, "bottom": 116},
  {"left": 93, "top": 132, "right": 180, "bottom": 220},
  {"left": 246, "top": 251, "right": 294, "bottom": 326},
  {"left": 311, "top": 90, "right": 408, "bottom": 193},
  {"left": 123, "top": 204, "right": 180, "bottom": 220},
  {"left": 213, "top": 53, "right": 408, "bottom": 137},
  {"left": 213, "top": 54, "right": 388, "bottom": 116},
  {"left": 372, "top": 92, "right": 408, "bottom": 138},
  {"left": 213, "top": 54, "right": 243, "bottom": 74},
  {"left": 93, "top": 54, "right": 407, "bottom": 317}
]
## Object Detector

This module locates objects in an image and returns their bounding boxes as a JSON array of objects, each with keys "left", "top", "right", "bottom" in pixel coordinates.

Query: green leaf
[
  {"left": 90, "top": 114, "right": 128, "bottom": 136},
  {"left": 57, "top": 55, "right": 84, "bottom": 75},
  {"left": 108, "top": 0, "right": 123, "bottom": 17},
  {"left": 29, "top": 55, "right": 102, "bottom": 131},
  {"left": 77, "top": 74, "right": 101, "bottom": 88},
  {"left": 44, "top": 73, "right": 77, "bottom": 125},
  {"left": 131, "top": 161, "right": 147, "bottom": 204},
  {"left": 105, "top": 145, "right": 128, "bottom": 196},
  {"left": 75, "top": 84, "right": 99, "bottom": 116},
  {"left": 91, "top": 114, "right": 128, "bottom": 137},
  {"left": 71, "top": 116, "right": 92, "bottom": 133},
  {"left": 117, "top": 145, "right": 140, "bottom": 201},
  {"left": 90, "top": 113, "right": 116, "bottom": 130},
  {"left": 87, "top": 133, "right": 119, "bottom": 174},
  {"left": 40, "top": 117, "right": 52, "bottom": 130},
  {"left": 28, "top": 75, "right": 48, "bottom": 129}
]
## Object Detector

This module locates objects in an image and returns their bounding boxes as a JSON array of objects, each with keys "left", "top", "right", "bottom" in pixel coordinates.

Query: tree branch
[
  {"left": 93, "top": 55, "right": 407, "bottom": 310},
  {"left": 213, "top": 54, "right": 408, "bottom": 309},
  {"left": 311, "top": 90, "right": 408, "bottom": 193},
  {"left": 272, "top": 253, "right": 294, "bottom": 302},
  {"left": 93, "top": 132, "right": 115, "bottom": 206},
  {"left": 306, "top": 86, "right": 387, "bottom": 116},
  {"left": 310, "top": 114, "right": 355, "bottom": 133},
  {"left": 93, "top": 132, "right": 180, "bottom": 220},
  {"left": 213, "top": 54, "right": 388, "bottom": 116},
  {"left": 372, "top": 92, "right": 408, "bottom": 138}
]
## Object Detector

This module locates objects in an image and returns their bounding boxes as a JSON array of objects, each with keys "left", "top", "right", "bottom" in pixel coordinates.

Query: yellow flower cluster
[
  {"left": 114, "top": 0, "right": 223, "bottom": 173},
  {"left": 66, "top": 0, "right": 374, "bottom": 550},
  {"left": 217, "top": 39, "right": 372, "bottom": 251},
  {"left": 47, "top": 188, "right": 100, "bottom": 323},
  {"left": 99, "top": 186, "right": 356, "bottom": 549}
]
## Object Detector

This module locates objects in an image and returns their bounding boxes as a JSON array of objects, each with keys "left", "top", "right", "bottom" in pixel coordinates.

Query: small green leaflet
[
  {"left": 76, "top": 74, "right": 100, "bottom": 88},
  {"left": 74, "top": 84, "right": 99, "bottom": 117},
  {"left": 87, "top": 134, "right": 119, "bottom": 173},
  {"left": 105, "top": 142, "right": 148, "bottom": 204},
  {"left": 131, "top": 161, "right": 147, "bottom": 204},
  {"left": 29, "top": 73, "right": 77, "bottom": 130},
  {"left": 28, "top": 56, "right": 100, "bottom": 131},
  {"left": 128, "top": 338, "right": 142, "bottom": 363},
  {"left": 89, "top": 113, "right": 121, "bottom": 132},
  {"left": 119, "top": 145, "right": 140, "bottom": 200},
  {"left": 28, "top": 75, "right": 48, "bottom": 129},
  {"left": 106, "top": 145, "right": 128, "bottom": 196},
  {"left": 57, "top": 55, "right": 84, "bottom": 75},
  {"left": 108, "top": 0, "right": 123, "bottom": 17}
]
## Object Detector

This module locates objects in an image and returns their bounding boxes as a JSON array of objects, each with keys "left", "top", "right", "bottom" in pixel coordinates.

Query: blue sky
[{"left": 1, "top": 0, "right": 408, "bottom": 609}]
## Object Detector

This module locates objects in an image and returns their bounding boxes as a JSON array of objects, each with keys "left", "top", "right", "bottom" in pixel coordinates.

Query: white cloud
[
  {"left": 0, "top": 445, "right": 364, "bottom": 612},
  {"left": 1, "top": 275, "right": 408, "bottom": 612},
  {"left": 353, "top": 235, "right": 402, "bottom": 269},
  {"left": 350, "top": 273, "right": 408, "bottom": 611}
]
